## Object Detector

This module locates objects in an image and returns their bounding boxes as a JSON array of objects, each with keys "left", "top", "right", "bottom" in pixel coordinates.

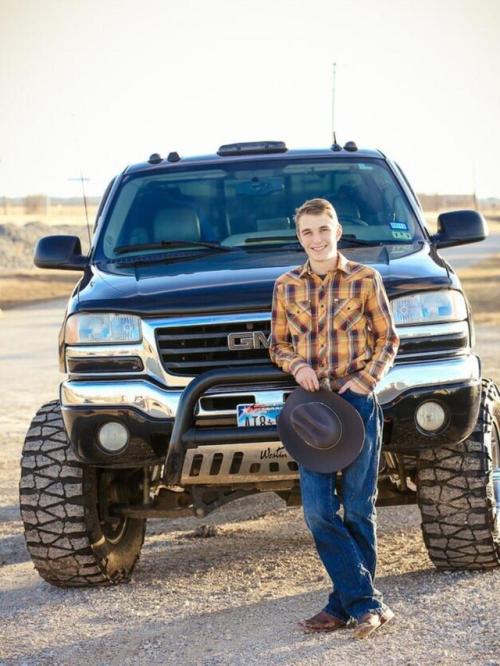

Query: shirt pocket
[
  {"left": 333, "top": 297, "right": 364, "bottom": 332},
  {"left": 286, "top": 299, "right": 312, "bottom": 335}
]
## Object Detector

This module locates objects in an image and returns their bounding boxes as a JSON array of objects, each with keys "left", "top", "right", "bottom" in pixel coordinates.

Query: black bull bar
[{"left": 163, "top": 365, "right": 292, "bottom": 484}]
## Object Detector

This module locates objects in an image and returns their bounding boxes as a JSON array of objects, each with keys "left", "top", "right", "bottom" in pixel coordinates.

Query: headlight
[
  {"left": 391, "top": 290, "right": 467, "bottom": 326},
  {"left": 65, "top": 313, "right": 142, "bottom": 344}
]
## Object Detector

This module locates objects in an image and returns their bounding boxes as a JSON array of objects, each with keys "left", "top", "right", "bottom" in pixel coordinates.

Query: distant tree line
[
  {"left": 0, "top": 193, "right": 498, "bottom": 215},
  {"left": 0, "top": 195, "right": 100, "bottom": 214}
]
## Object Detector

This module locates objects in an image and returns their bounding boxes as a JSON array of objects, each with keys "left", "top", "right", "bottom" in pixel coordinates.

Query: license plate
[{"left": 236, "top": 403, "right": 283, "bottom": 428}]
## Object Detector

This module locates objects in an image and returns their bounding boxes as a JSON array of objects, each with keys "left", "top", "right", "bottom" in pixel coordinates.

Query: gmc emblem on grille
[{"left": 227, "top": 331, "right": 271, "bottom": 350}]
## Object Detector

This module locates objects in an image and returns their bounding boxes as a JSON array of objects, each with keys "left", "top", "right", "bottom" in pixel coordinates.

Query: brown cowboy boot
[
  {"left": 352, "top": 608, "right": 394, "bottom": 639},
  {"left": 298, "top": 610, "right": 348, "bottom": 633}
]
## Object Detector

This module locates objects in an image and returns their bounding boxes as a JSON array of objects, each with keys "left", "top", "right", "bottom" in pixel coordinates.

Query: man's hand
[
  {"left": 338, "top": 379, "right": 371, "bottom": 396},
  {"left": 295, "top": 366, "right": 320, "bottom": 392}
]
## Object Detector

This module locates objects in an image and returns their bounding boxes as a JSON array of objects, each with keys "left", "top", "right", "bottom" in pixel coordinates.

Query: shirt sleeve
[
  {"left": 352, "top": 271, "right": 400, "bottom": 391},
  {"left": 269, "top": 281, "right": 309, "bottom": 377}
]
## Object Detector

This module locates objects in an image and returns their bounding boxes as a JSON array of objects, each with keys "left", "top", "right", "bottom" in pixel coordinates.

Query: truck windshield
[{"left": 96, "top": 158, "right": 424, "bottom": 259}]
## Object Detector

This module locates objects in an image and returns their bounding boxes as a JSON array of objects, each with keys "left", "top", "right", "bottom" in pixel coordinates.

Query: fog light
[
  {"left": 97, "top": 422, "right": 129, "bottom": 453},
  {"left": 415, "top": 401, "right": 447, "bottom": 433}
]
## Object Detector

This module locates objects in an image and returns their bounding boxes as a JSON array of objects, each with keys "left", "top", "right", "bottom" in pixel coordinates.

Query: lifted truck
[{"left": 20, "top": 140, "right": 500, "bottom": 587}]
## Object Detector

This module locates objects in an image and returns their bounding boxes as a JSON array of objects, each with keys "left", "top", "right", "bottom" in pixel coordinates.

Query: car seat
[{"left": 152, "top": 206, "right": 201, "bottom": 242}]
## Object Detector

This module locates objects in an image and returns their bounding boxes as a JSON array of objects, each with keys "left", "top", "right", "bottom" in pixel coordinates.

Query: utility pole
[
  {"left": 68, "top": 175, "right": 90, "bottom": 189},
  {"left": 0, "top": 159, "right": 7, "bottom": 215},
  {"left": 69, "top": 112, "right": 92, "bottom": 243},
  {"left": 472, "top": 163, "right": 479, "bottom": 212}
]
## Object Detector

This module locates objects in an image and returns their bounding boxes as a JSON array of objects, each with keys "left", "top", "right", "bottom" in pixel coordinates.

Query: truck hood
[{"left": 75, "top": 242, "right": 454, "bottom": 316}]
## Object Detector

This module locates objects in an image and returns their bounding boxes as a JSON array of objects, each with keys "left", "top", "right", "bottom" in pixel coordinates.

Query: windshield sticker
[
  {"left": 389, "top": 222, "right": 409, "bottom": 230},
  {"left": 391, "top": 245, "right": 411, "bottom": 253},
  {"left": 391, "top": 230, "right": 412, "bottom": 240}
]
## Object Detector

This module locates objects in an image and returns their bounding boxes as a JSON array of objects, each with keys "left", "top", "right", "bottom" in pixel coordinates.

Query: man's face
[{"left": 296, "top": 212, "right": 342, "bottom": 263}]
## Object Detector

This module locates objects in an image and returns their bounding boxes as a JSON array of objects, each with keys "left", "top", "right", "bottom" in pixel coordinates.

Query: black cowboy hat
[{"left": 277, "top": 387, "right": 365, "bottom": 473}]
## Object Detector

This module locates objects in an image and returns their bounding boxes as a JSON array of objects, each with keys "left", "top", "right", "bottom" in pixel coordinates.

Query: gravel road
[{"left": 1, "top": 300, "right": 499, "bottom": 665}]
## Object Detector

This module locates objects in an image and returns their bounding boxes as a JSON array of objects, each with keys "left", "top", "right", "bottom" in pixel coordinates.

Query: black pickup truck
[{"left": 20, "top": 141, "right": 500, "bottom": 587}]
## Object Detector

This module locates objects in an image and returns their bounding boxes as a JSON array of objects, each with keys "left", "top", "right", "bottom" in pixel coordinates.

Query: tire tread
[
  {"left": 417, "top": 379, "right": 500, "bottom": 570},
  {"left": 19, "top": 400, "right": 145, "bottom": 587}
]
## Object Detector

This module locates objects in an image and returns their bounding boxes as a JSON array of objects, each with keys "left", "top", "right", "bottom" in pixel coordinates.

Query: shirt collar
[{"left": 298, "top": 252, "right": 351, "bottom": 278}]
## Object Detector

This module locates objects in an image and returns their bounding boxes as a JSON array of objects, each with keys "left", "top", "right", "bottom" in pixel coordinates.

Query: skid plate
[{"left": 180, "top": 442, "right": 299, "bottom": 485}]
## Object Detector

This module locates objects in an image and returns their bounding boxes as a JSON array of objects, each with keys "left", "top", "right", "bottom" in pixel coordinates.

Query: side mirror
[
  {"left": 34, "top": 235, "right": 88, "bottom": 271},
  {"left": 431, "top": 210, "right": 488, "bottom": 249}
]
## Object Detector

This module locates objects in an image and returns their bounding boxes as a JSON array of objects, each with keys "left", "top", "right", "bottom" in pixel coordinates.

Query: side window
[
  {"left": 394, "top": 163, "right": 422, "bottom": 210},
  {"left": 93, "top": 178, "right": 116, "bottom": 232}
]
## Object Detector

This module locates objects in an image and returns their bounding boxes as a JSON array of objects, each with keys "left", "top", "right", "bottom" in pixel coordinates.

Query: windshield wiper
[
  {"left": 111, "top": 247, "right": 242, "bottom": 267},
  {"left": 237, "top": 237, "right": 304, "bottom": 252},
  {"left": 340, "top": 235, "right": 423, "bottom": 247},
  {"left": 114, "top": 240, "right": 232, "bottom": 255},
  {"left": 243, "top": 235, "right": 298, "bottom": 244}
]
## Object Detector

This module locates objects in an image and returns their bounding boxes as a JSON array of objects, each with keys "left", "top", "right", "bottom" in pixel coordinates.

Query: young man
[{"left": 269, "top": 198, "right": 399, "bottom": 639}]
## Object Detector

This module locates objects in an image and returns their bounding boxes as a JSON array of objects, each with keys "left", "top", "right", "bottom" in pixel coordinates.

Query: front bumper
[
  {"left": 60, "top": 355, "right": 482, "bottom": 468},
  {"left": 61, "top": 354, "right": 481, "bottom": 416}
]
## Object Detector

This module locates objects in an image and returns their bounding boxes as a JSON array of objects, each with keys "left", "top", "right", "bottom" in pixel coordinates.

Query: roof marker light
[{"left": 148, "top": 153, "right": 162, "bottom": 164}]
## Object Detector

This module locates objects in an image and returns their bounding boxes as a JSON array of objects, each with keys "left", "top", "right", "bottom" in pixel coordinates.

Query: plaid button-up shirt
[{"left": 269, "top": 253, "right": 399, "bottom": 392}]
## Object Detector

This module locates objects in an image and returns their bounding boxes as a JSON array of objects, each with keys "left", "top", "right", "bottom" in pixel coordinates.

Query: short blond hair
[{"left": 294, "top": 198, "right": 338, "bottom": 230}]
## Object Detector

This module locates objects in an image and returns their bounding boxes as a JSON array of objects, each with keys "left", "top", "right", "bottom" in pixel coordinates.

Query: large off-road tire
[
  {"left": 19, "top": 400, "right": 146, "bottom": 587},
  {"left": 417, "top": 378, "right": 500, "bottom": 570}
]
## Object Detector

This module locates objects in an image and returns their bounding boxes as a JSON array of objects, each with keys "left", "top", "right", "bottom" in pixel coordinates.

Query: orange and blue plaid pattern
[{"left": 269, "top": 253, "right": 400, "bottom": 392}]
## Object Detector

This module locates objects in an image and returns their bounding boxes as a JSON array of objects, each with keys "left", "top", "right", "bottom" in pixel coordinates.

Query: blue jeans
[{"left": 299, "top": 389, "right": 385, "bottom": 622}]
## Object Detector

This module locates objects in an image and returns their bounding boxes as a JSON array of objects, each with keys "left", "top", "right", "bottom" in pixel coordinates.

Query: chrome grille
[
  {"left": 153, "top": 315, "right": 469, "bottom": 379},
  {"left": 156, "top": 318, "right": 272, "bottom": 376}
]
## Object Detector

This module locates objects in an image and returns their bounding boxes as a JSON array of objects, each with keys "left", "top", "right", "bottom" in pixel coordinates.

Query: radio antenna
[
  {"left": 69, "top": 112, "right": 92, "bottom": 247},
  {"left": 68, "top": 172, "right": 91, "bottom": 246},
  {"left": 332, "top": 61, "right": 336, "bottom": 144},
  {"left": 331, "top": 62, "right": 341, "bottom": 151}
]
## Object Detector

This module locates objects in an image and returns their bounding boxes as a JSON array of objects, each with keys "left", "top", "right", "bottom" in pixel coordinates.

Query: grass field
[
  {"left": 0, "top": 270, "right": 80, "bottom": 310},
  {"left": 0, "top": 205, "right": 97, "bottom": 227},
  {"left": 457, "top": 254, "right": 500, "bottom": 324}
]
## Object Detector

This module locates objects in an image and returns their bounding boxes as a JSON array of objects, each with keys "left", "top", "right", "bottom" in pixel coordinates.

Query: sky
[{"left": 1, "top": 0, "right": 500, "bottom": 198}]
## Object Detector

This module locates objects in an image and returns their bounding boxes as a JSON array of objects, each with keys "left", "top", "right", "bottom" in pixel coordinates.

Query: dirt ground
[
  {"left": 0, "top": 296, "right": 499, "bottom": 665},
  {"left": 0, "top": 270, "right": 80, "bottom": 310},
  {"left": 2, "top": 497, "right": 499, "bottom": 665}
]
